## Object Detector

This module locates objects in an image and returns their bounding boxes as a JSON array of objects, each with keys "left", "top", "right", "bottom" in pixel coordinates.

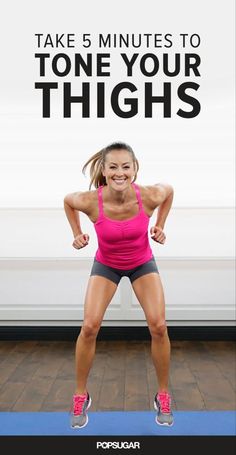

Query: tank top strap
[
  {"left": 132, "top": 182, "right": 143, "bottom": 210},
  {"left": 97, "top": 185, "right": 104, "bottom": 215}
]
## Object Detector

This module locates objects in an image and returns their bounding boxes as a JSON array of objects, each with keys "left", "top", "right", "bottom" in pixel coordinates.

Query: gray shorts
[{"left": 90, "top": 256, "right": 159, "bottom": 285}]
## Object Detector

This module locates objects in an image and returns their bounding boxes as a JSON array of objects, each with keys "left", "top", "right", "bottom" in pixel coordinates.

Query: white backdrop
[
  {"left": 0, "top": 0, "right": 234, "bottom": 208},
  {"left": 0, "top": 0, "right": 235, "bottom": 325}
]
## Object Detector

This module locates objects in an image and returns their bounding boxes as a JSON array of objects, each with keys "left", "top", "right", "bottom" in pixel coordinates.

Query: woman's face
[{"left": 102, "top": 149, "right": 135, "bottom": 191}]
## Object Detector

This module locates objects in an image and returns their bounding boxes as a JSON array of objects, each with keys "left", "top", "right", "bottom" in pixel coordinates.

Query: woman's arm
[
  {"left": 64, "top": 192, "right": 84, "bottom": 238},
  {"left": 154, "top": 183, "right": 174, "bottom": 229},
  {"left": 149, "top": 183, "right": 174, "bottom": 244}
]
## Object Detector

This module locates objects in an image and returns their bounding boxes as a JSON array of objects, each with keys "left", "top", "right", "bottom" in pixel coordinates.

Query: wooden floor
[{"left": 0, "top": 340, "right": 235, "bottom": 412}]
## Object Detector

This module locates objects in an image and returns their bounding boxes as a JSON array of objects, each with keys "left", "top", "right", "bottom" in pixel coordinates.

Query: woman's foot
[
  {"left": 70, "top": 392, "right": 92, "bottom": 429},
  {"left": 154, "top": 391, "right": 174, "bottom": 426}
]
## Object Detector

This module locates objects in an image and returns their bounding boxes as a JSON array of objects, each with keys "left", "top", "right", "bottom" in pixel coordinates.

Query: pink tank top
[{"left": 94, "top": 182, "right": 153, "bottom": 269}]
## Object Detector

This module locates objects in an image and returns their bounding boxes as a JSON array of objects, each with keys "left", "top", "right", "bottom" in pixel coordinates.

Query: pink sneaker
[
  {"left": 70, "top": 392, "right": 92, "bottom": 429},
  {"left": 154, "top": 391, "right": 174, "bottom": 426}
]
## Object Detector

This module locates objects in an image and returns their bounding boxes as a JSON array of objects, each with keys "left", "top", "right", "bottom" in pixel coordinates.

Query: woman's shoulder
[
  {"left": 64, "top": 188, "right": 98, "bottom": 212},
  {"left": 77, "top": 188, "right": 99, "bottom": 211},
  {"left": 138, "top": 183, "right": 173, "bottom": 209},
  {"left": 137, "top": 183, "right": 160, "bottom": 199},
  {"left": 79, "top": 188, "right": 98, "bottom": 200}
]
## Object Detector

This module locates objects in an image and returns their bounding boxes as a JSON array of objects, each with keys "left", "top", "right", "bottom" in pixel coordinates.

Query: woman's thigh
[
  {"left": 131, "top": 273, "right": 166, "bottom": 324},
  {"left": 83, "top": 275, "right": 118, "bottom": 325}
]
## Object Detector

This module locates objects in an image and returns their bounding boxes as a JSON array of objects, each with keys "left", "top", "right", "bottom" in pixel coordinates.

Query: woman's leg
[
  {"left": 131, "top": 273, "right": 170, "bottom": 392},
  {"left": 75, "top": 275, "right": 118, "bottom": 395}
]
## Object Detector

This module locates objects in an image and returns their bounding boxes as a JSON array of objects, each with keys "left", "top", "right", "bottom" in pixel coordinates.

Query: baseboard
[{"left": 0, "top": 326, "right": 235, "bottom": 341}]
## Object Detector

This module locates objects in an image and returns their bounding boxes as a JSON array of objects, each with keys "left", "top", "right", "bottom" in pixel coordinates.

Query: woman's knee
[
  {"left": 149, "top": 320, "right": 167, "bottom": 338},
  {"left": 80, "top": 320, "right": 101, "bottom": 339}
]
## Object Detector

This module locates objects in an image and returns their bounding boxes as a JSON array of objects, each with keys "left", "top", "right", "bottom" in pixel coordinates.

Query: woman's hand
[
  {"left": 150, "top": 225, "right": 166, "bottom": 244},
  {"left": 72, "top": 233, "right": 90, "bottom": 249}
]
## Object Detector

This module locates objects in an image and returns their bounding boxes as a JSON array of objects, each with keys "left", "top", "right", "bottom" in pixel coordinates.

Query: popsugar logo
[{"left": 96, "top": 441, "right": 140, "bottom": 450}]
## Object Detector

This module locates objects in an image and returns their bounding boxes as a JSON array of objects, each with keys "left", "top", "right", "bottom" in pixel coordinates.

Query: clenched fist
[
  {"left": 72, "top": 233, "right": 90, "bottom": 249},
  {"left": 150, "top": 226, "right": 166, "bottom": 244}
]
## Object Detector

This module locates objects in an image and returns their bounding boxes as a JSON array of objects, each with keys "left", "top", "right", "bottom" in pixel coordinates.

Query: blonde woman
[{"left": 64, "top": 142, "right": 174, "bottom": 428}]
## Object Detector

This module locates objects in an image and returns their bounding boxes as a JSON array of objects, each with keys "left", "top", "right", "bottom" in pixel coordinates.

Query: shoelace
[
  {"left": 73, "top": 394, "right": 87, "bottom": 415},
  {"left": 157, "top": 392, "right": 171, "bottom": 413}
]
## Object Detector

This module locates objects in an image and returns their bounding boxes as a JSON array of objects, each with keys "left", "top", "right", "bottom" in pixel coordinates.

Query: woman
[{"left": 64, "top": 142, "right": 174, "bottom": 428}]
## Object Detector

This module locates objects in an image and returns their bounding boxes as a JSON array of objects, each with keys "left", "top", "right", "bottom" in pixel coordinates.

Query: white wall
[
  {"left": 0, "top": 0, "right": 235, "bottom": 325},
  {"left": 0, "top": 208, "right": 234, "bottom": 325},
  {"left": 0, "top": 1, "right": 235, "bottom": 210}
]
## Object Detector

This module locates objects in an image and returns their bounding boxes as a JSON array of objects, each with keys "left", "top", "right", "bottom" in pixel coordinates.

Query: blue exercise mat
[{"left": 0, "top": 411, "right": 235, "bottom": 436}]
